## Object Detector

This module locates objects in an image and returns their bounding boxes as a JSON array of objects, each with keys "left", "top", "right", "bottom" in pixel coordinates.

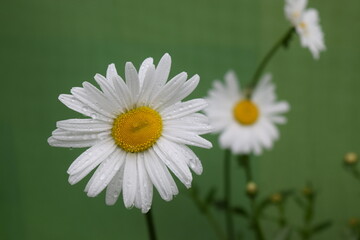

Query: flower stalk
[
  {"left": 246, "top": 27, "right": 295, "bottom": 98},
  {"left": 145, "top": 209, "right": 157, "bottom": 240},
  {"left": 224, "top": 149, "right": 235, "bottom": 240},
  {"left": 238, "top": 155, "right": 265, "bottom": 240}
]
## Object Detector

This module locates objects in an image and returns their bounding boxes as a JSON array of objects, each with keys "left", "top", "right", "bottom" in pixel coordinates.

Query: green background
[{"left": 1, "top": 0, "right": 359, "bottom": 239}]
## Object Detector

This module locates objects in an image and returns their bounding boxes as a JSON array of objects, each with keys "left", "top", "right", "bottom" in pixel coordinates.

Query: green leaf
[
  {"left": 233, "top": 206, "right": 249, "bottom": 218},
  {"left": 312, "top": 220, "right": 332, "bottom": 234},
  {"left": 205, "top": 187, "right": 217, "bottom": 205}
]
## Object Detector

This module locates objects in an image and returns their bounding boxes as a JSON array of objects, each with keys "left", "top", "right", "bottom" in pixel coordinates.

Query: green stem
[
  {"left": 238, "top": 155, "right": 265, "bottom": 240},
  {"left": 145, "top": 209, "right": 157, "bottom": 240},
  {"left": 351, "top": 167, "right": 360, "bottom": 182},
  {"left": 278, "top": 204, "right": 286, "bottom": 227},
  {"left": 247, "top": 27, "right": 295, "bottom": 97},
  {"left": 238, "top": 155, "right": 252, "bottom": 182},
  {"left": 224, "top": 149, "right": 235, "bottom": 240}
]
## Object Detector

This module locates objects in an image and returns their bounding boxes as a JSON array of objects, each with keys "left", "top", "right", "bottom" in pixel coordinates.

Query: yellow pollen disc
[
  {"left": 111, "top": 106, "right": 163, "bottom": 153},
  {"left": 299, "top": 22, "right": 307, "bottom": 29},
  {"left": 292, "top": 11, "right": 300, "bottom": 19},
  {"left": 233, "top": 100, "right": 259, "bottom": 125}
]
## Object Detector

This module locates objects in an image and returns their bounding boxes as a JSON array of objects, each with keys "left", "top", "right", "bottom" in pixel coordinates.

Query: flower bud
[
  {"left": 302, "top": 186, "right": 314, "bottom": 197},
  {"left": 246, "top": 181, "right": 258, "bottom": 196},
  {"left": 348, "top": 217, "right": 360, "bottom": 227},
  {"left": 344, "top": 152, "right": 358, "bottom": 165},
  {"left": 270, "top": 193, "right": 283, "bottom": 204}
]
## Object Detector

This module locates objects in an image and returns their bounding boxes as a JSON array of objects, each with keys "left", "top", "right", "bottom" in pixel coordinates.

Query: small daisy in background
[
  {"left": 204, "top": 71, "right": 289, "bottom": 155},
  {"left": 48, "top": 53, "right": 212, "bottom": 213},
  {"left": 285, "top": 0, "right": 326, "bottom": 59}
]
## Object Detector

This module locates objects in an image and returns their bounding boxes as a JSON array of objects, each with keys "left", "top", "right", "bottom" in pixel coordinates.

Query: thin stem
[
  {"left": 238, "top": 155, "right": 265, "bottom": 240},
  {"left": 351, "top": 167, "right": 360, "bottom": 182},
  {"left": 238, "top": 155, "right": 252, "bottom": 182},
  {"left": 224, "top": 149, "right": 235, "bottom": 240},
  {"left": 145, "top": 209, "right": 157, "bottom": 240},
  {"left": 247, "top": 27, "right": 295, "bottom": 97}
]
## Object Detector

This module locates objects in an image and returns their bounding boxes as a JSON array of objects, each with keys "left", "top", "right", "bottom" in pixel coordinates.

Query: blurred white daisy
[
  {"left": 285, "top": 0, "right": 326, "bottom": 59},
  {"left": 204, "top": 71, "right": 289, "bottom": 155},
  {"left": 48, "top": 53, "right": 212, "bottom": 213},
  {"left": 284, "top": 0, "right": 307, "bottom": 25}
]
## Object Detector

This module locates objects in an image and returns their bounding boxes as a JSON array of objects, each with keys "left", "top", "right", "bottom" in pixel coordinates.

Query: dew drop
[{"left": 91, "top": 113, "right": 97, "bottom": 119}]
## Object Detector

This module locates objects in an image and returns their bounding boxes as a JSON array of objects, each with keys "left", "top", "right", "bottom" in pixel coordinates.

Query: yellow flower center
[
  {"left": 111, "top": 106, "right": 163, "bottom": 153},
  {"left": 299, "top": 22, "right": 307, "bottom": 29},
  {"left": 292, "top": 11, "right": 300, "bottom": 19},
  {"left": 233, "top": 100, "right": 259, "bottom": 125}
]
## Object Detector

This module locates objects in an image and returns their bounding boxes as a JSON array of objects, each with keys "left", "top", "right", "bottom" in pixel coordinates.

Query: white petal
[
  {"left": 86, "top": 149, "right": 125, "bottom": 197},
  {"left": 137, "top": 65, "right": 156, "bottom": 106},
  {"left": 152, "top": 72, "right": 187, "bottom": 110},
  {"left": 154, "top": 139, "right": 193, "bottom": 188},
  {"left": 105, "top": 165, "right": 125, "bottom": 205},
  {"left": 153, "top": 53, "right": 171, "bottom": 91},
  {"left": 263, "top": 101, "right": 290, "bottom": 115},
  {"left": 138, "top": 57, "right": 154, "bottom": 87},
  {"left": 58, "top": 94, "right": 112, "bottom": 122},
  {"left": 51, "top": 128, "right": 109, "bottom": 141},
  {"left": 144, "top": 148, "right": 178, "bottom": 201},
  {"left": 134, "top": 188, "right": 142, "bottom": 210},
  {"left": 219, "top": 124, "right": 238, "bottom": 150},
  {"left": 70, "top": 85, "right": 116, "bottom": 119},
  {"left": 68, "top": 142, "right": 117, "bottom": 185},
  {"left": 125, "top": 62, "right": 140, "bottom": 102},
  {"left": 111, "top": 74, "right": 133, "bottom": 111},
  {"left": 122, "top": 153, "right": 138, "bottom": 208},
  {"left": 170, "top": 74, "right": 200, "bottom": 102},
  {"left": 162, "top": 99, "right": 208, "bottom": 120},
  {"left": 137, "top": 153, "right": 153, "bottom": 213},
  {"left": 175, "top": 144, "right": 203, "bottom": 175},
  {"left": 163, "top": 131, "right": 212, "bottom": 149},
  {"left": 56, "top": 119, "right": 111, "bottom": 132},
  {"left": 83, "top": 82, "right": 119, "bottom": 113},
  {"left": 67, "top": 138, "right": 115, "bottom": 175},
  {"left": 47, "top": 136, "right": 97, "bottom": 148},
  {"left": 106, "top": 63, "right": 118, "bottom": 81},
  {"left": 262, "top": 120, "right": 279, "bottom": 140},
  {"left": 253, "top": 123, "right": 273, "bottom": 150},
  {"left": 270, "top": 115, "right": 287, "bottom": 124},
  {"left": 224, "top": 70, "right": 240, "bottom": 99},
  {"left": 164, "top": 113, "right": 213, "bottom": 135},
  {"left": 151, "top": 74, "right": 200, "bottom": 111},
  {"left": 94, "top": 73, "right": 125, "bottom": 114}
]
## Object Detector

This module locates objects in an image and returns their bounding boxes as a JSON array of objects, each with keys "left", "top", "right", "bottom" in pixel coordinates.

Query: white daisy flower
[
  {"left": 284, "top": 0, "right": 326, "bottom": 59},
  {"left": 48, "top": 53, "right": 212, "bottom": 213},
  {"left": 204, "top": 71, "right": 289, "bottom": 155},
  {"left": 284, "top": 0, "right": 308, "bottom": 25},
  {"left": 296, "top": 9, "right": 326, "bottom": 59}
]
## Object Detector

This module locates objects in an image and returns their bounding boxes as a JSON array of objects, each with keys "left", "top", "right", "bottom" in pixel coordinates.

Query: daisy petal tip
[
  {"left": 105, "top": 200, "right": 116, "bottom": 206},
  {"left": 204, "top": 140, "right": 213, "bottom": 149},
  {"left": 185, "top": 182, "right": 192, "bottom": 189},
  {"left": 163, "top": 52, "right": 171, "bottom": 59},
  {"left": 68, "top": 176, "right": 77, "bottom": 185},
  {"left": 141, "top": 209, "right": 149, "bottom": 214},
  {"left": 124, "top": 201, "right": 134, "bottom": 209},
  {"left": 86, "top": 191, "right": 98, "bottom": 198},
  {"left": 47, "top": 136, "right": 55, "bottom": 146}
]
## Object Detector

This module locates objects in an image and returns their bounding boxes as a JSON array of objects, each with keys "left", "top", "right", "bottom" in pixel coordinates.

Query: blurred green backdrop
[{"left": 1, "top": 0, "right": 360, "bottom": 239}]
